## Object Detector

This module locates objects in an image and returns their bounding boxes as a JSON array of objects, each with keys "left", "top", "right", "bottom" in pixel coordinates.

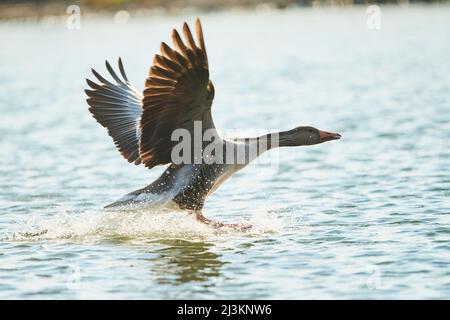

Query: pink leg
[{"left": 195, "top": 212, "right": 252, "bottom": 231}]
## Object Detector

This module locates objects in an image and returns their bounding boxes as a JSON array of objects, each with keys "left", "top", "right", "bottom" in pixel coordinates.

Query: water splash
[{"left": 5, "top": 205, "right": 285, "bottom": 242}]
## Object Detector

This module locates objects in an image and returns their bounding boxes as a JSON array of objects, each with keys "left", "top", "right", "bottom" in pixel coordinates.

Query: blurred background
[
  {"left": 0, "top": 0, "right": 447, "bottom": 19},
  {"left": 0, "top": 0, "right": 449, "bottom": 299}
]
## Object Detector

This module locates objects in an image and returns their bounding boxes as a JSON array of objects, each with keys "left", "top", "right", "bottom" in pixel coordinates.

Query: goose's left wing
[{"left": 139, "top": 18, "right": 216, "bottom": 169}]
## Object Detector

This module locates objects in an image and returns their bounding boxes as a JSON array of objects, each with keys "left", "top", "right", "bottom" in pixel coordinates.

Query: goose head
[{"left": 280, "top": 126, "right": 341, "bottom": 146}]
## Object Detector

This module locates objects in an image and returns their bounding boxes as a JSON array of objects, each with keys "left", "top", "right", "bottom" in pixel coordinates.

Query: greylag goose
[{"left": 85, "top": 19, "right": 341, "bottom": 229}]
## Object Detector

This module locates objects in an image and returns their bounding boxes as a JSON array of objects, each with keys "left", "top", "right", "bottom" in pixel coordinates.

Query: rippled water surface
[{"left": 1, "top": 5, "right": 449, "bottom": 299}]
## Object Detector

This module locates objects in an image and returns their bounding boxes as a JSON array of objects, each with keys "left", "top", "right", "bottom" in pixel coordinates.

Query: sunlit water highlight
[{"left": 0, "top": 5, "right": 449, "bottom": 299}]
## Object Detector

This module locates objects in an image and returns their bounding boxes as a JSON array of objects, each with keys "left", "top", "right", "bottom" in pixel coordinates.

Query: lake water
[{"left": 0, "top": 5, "right": 449, "bottom": 299}]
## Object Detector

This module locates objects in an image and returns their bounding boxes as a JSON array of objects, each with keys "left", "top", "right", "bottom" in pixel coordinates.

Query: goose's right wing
[{"left": 85, "top": 58, "right": 143, "bottom": 165}]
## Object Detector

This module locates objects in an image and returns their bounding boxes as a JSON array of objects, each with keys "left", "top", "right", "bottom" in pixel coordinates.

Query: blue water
[{"left": 0, "top": 5, "right": 449, "bottom": 299}]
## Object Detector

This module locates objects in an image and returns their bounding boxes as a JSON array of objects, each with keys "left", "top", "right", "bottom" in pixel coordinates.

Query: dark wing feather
[
  {"left": 139, "top": 18, "right": 216, "bottom": 169},
  {"left": 85, "top": 58, "right": 143, "bottom": 165}
]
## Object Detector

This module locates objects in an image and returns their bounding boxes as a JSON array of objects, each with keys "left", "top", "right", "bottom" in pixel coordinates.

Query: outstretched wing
[
  {"left": 85, "top": 58, "right": 143, "bottom": 165},
  {"left": 139, "top": 18, "right": 216, "bottom": 169}
]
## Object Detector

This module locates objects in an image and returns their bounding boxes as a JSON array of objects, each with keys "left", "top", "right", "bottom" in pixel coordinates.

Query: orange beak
[{"left": 318, "top": 130, "right": 342, "bottom": 142}]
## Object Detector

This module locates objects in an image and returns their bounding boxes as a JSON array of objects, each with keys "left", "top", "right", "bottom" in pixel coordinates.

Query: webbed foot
[{"left": 195, "top": 212, "right": 252, "bottom": 231}]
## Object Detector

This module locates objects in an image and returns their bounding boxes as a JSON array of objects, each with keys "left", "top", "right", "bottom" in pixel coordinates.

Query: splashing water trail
[{"left": 7, "top": 205, "right": 285, "bottom": 242}]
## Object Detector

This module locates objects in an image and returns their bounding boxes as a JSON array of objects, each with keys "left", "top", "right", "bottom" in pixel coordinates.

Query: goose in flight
[{"left": 85, "top": 19, "right": 341, "bottom": 229}]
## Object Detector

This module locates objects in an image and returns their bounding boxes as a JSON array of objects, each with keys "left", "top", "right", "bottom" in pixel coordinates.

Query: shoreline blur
[{"left": 1, "top": 0, "right": 448, "bottom": 21}]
